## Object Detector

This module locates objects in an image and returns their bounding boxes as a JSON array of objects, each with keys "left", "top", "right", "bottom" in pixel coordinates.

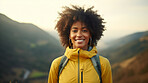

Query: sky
[{"left": 0, "top": 0, "right": 148, "bottom": 41}]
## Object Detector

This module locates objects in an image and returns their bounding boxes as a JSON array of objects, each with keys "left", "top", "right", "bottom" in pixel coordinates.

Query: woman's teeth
[{"left": 76, "top": 40, "right": 84, "bottom": 42}]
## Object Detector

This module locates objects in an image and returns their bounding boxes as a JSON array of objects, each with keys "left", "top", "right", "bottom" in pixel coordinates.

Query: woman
[{"left": 48, "top": 5, "right": 112, "bottom": 83}]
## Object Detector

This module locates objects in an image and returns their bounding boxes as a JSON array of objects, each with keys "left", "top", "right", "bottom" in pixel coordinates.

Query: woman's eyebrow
[
  {"left": 72, "top": 27, "right": 78, "bottom": 29},
  {"left": 71, "top": 26, "right": 87, "bottom": 29},
  {"left": 82, "top": 27, "right": 87, "bottom": 29}
]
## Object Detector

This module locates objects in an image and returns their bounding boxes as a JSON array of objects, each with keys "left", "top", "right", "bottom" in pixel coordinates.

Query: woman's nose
[{"left": 77, "top": 31, "right": 82, "bottom": 37}]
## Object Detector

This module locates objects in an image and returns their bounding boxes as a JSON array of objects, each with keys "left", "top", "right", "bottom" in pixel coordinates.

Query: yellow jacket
[{"left": 48, "top": 46, "right": 112, "bottom": 83}]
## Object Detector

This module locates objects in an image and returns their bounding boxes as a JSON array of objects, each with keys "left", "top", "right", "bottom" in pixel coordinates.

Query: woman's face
[{"left": 69, "top": 21, "right": 91, "bottom": 50}]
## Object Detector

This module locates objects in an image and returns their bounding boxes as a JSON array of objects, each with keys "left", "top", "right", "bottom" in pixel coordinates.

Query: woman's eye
[
  {"left": 82, "top": 30, "right": 88, "bottom": 32},
  {"left": 72, "top": 30, "right": 77, "bottom": 32}
]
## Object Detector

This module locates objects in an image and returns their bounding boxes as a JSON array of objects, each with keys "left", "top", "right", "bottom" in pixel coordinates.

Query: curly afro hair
[{"left": 55, "top": 5, "right": 105, "bottom": 48}]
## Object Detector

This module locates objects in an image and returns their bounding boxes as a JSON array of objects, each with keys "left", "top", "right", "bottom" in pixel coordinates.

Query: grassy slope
[
  {"left": 112, "top": 49, "right": 148, "bottom": 83},
  {"left": 100, "top": 32, "right": 148, "bottom": 64},
  {"left": 100, "top": 31, "right": 148, "bottom": 83},
  {"left": 0, "top": 13, "right": 64, "bottom": 82}
]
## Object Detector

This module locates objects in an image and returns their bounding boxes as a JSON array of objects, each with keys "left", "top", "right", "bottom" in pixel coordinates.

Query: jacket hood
[{"left": 64, "top": 46, "right": 97, "bottom": 61}]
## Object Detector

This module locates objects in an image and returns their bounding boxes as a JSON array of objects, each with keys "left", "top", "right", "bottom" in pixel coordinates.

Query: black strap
[
  {"left": 58, "top": 55, "right": 102, "bottom": 83},
  {"left": 91, "top": 55, "right": 102, "bottom": 83},
  {"left": 57, "top": 55, "right": 69, "bottom": 83}
]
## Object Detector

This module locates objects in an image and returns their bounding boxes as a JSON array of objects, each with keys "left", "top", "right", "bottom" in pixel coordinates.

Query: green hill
[
  {"left": 106, "top": 31, "right": 148, "bottom": 49},
  {"left": 100, "top": 31, "right": 148, "bottom": 64},
  {"left": 0, "top": 13, "right": 64, "bottom": 82},
  {"left": 112, "top": 48, "right": 148, "bottom": 83},
  {"left": 100, "top": 31, "right": 148, "bottom": 83}
]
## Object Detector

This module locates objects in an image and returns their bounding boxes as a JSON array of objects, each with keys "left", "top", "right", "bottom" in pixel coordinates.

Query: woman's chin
[{"left": 75, "top": 45, "right": 88, "bottom": 50}]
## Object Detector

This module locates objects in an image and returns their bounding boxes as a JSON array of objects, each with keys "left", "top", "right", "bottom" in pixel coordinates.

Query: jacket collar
[{"left": 64, "top": 46, "right": 97, "bottom": 61}]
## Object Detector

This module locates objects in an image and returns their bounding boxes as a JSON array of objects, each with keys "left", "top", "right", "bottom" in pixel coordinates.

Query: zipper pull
[
  {"left": 81, "top": 69, "right": 83, "bottom": 83},
  {"left": 78, "top": 48, "right": 80, "bottom": 54}
]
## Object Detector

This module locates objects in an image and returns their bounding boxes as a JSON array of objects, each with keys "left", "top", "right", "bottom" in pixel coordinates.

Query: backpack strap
[
  {"left": 91, "top": 54, "right": 102, "bottom": 83},
  {"left": 57, "top": 55, "right": 102, "bottom": 83},
  {"left": 57, "top": 55, "right": 69, "bottom": 83}
]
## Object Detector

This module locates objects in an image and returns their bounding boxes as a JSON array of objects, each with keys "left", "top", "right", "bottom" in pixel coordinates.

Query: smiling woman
[
  {"left": 70, "top": 21, "right": 91, "bottom": 50},
  {"left": 48, "top": 5, "right": 112, "bottom": 83}
]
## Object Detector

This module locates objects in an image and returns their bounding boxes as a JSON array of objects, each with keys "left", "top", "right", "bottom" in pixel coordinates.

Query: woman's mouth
[
  {"left": 75, "top": 39, "right": 85, "bottom": 43},
  {"left": 75, "top": 39, "right": 85, "bottom": 41},
  {"left": 76, "top": 40, "right": 84, "bottom": 42}
]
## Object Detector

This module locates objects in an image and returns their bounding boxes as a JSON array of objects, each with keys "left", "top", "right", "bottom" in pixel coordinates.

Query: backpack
[{"left": 57, "top": 54, "right": 102, "bottom": 83}]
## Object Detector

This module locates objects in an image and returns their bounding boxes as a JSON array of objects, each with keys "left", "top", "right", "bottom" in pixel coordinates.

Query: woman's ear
[{"left": 69, "top": 38, "right": 73, "bottom": 48}]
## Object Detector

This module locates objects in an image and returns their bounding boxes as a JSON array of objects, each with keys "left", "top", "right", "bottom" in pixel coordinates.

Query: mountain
[
  {"left": 100, "top": 31, "right": 148, "bottom": 83},
  {"left": 105, "top": 31, "right": 148, "bottom": 49},
  {"left": 0, "top": 13, "right": 64, "bottom": 82},
  {"left": 112, "top": 49, "right": 148, "bottom": 83},
  {"left": 100, "top": 31, "right": 148, "bottom": 64}
]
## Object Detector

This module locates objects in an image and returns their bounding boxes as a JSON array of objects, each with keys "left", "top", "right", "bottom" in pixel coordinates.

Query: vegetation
[
  {"left": 0, "top": 13, "right": 64, "bottom": 82},
  {"left": 100, "top": 31, "right": 148, "bottom": 64},
  {"left": 112, "top": 49, "right": 148, "bottom": 83},
  {"left": 100, "top": 30, "right": 148, "bottom": 83},
  {"left": 29, "top": 70, "right": 48, "bottom": 78}
]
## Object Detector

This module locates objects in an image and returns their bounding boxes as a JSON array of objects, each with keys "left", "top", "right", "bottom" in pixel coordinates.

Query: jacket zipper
[
  {"left": 81, "top": 70, "right": 83, "bottom": 83},
  {"left": 78, "top": 50, "right": 84, "bottom": 83},
  {"left": 78, "top": 50, "right": 80, "bottom": 83}
]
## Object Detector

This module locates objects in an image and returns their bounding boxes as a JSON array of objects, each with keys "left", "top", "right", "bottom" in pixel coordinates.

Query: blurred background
[{"left": 0, "top": 0, "right": 148, "bottom": 83}]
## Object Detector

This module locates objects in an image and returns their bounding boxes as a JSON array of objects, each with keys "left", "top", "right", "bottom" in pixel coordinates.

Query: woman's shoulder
[
  {"left": 52, "top": 56, "right": 62, "bottom": 64},
  {"left": 99, "top": 55, "right": 111, "bottom": 67},
  {"left": 51, "top": 56, "right": 63, "bottom": 67},
  {"left": 99, "top": 55, "right": 112, "bottom": 79}
]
